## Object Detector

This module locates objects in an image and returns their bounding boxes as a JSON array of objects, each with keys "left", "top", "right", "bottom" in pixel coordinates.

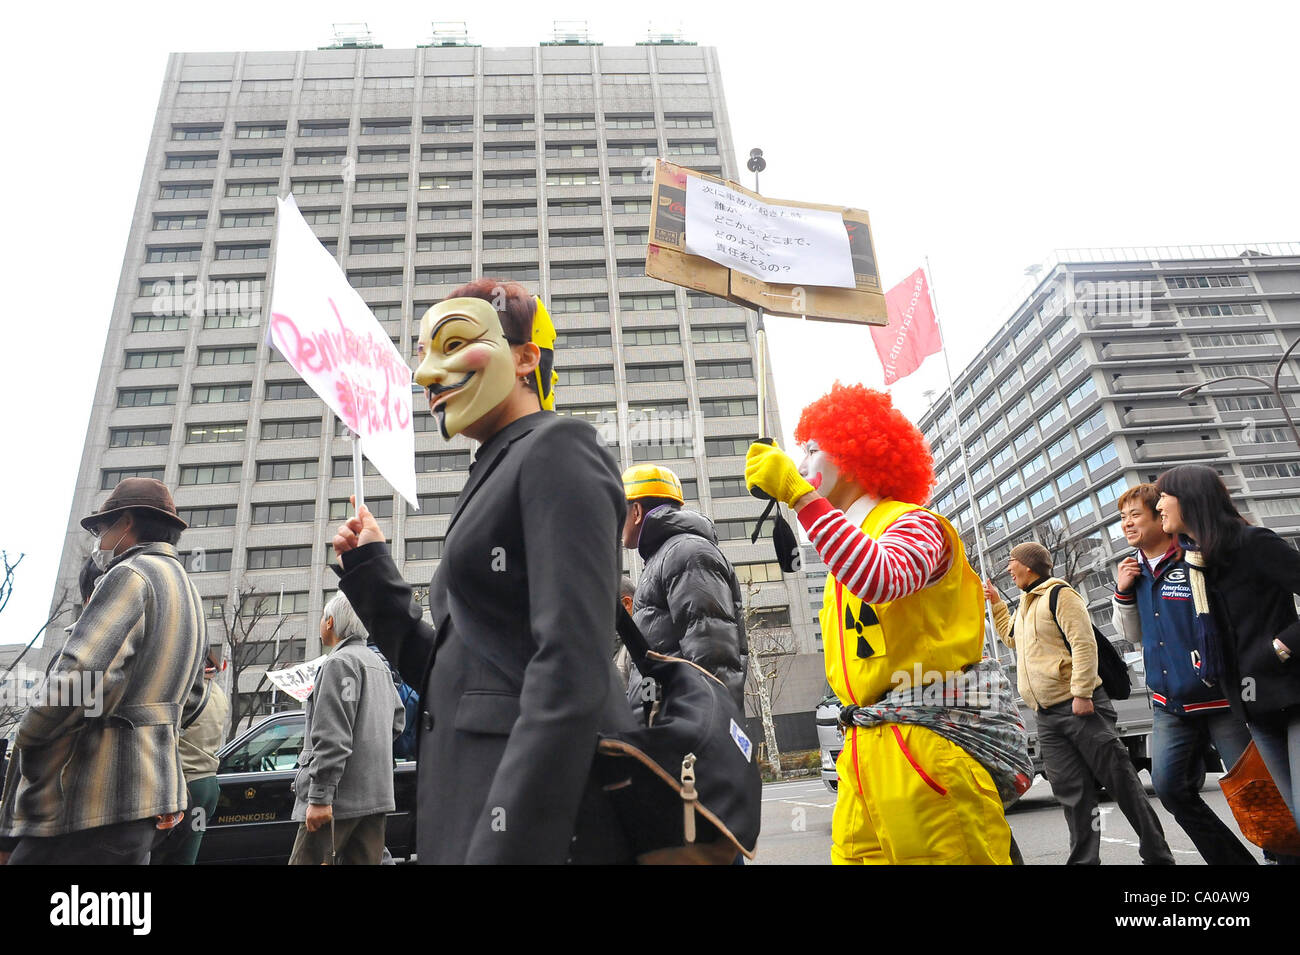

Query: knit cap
[{"left": 1010, "top": 541, "right": 1053, "bottom": 578}]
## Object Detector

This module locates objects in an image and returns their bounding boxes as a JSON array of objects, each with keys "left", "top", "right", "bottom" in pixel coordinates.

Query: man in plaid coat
[{"left": 0, "top": 478, "right": 207, "bottom": 864}]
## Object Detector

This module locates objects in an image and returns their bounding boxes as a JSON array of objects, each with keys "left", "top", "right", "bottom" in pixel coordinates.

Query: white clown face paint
[{"left": 798, "top": 440, "right": 840, "bottom": 500}]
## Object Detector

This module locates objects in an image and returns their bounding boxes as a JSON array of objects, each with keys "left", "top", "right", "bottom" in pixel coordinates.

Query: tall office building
[
  {"left": 51, "top": 34, "right": 824, "bottom": 730},
  {"left": 916, "top": 244, "right": 1300, "bottom": 650}
]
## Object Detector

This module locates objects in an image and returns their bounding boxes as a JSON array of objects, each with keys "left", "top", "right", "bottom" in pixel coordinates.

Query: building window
[
  {"left": 626, "top": 364, "right": 685, "bottom": 383},
  {"left": 1065, "top": 377, "right": 1097, "bottom": 406},
  {"left": 172, "top": 126, "right": 222, "bottom": 141},
  {"left": 153, "top": 213, "right": 207, "bottom": 231},
  {"left": 1167, "top": 274, "right": 1252, "bottom": 289},
  {"left": 355, "top": 177, "right": 407, "bottom": 193},
  {"left": 352, "top": 237, "right": 406, "bottom": 255},
  {"left": 185, "top": 423, "right": 245, "bottom": 444},
  {"left": 691, "top": 325, "right": 748, "bottom": 344},
  {"left": 192, "top": 384, "right": 251, "bottom": 404},
  {"left": 1096, "top": 475, "right": 1129, "bottom": 508},
  {"left": 117, "top": 387, "right": 177, "bottom": 408},
  {"left": 165, "top": 153, "right": 218, "bottom": 169},
  {"left": 124, "top": 350, "right": 184, "bottom": 369},
  {"left": 215, "top": 244, "right": 270, "bottom": 260},
  {"left": 300, "top": 122, "right": 348, "bottom": 137},
  {"left": 410, "top": 493, "right": 458, "bottom": 516},
  {"left": 159, "top": 183, "right": 212, "bottom": 200},
  {"left": 1065, "top": 497, "right": 1095, "bottom": 523},
  {"left": 696, "top": 360, "right": 753, "bottom": 380},
  {"left": 1046, "top": 433, "right": 1074, "bottom": 459},
  {"left": 261, "top": 419, "right": 321, "bottom": 440},
  {"left": 255, "top": 459, "right": 318, "bottom": 481},
  {"left": 202, "top": 313, "right": 259, "bottom": 330},
  {"left": 247, "top": 546, "right": 314, "bottom": 569},
  {"left": 555, "top": 330, "right": 612, "bottom": 349},
  {"left": 186, "top": 549, "right": 232, "bottom": 573},
  {"left": 220, "top": 211, "right": 274, "bottom": 228},
  {"left": 361, "top": 120, "right": 411, "bottom": 135},
  {"left": 704, "top": 436, "right": 756, "bottom": 457},
  {"left": 550, "top": 200, "right": 602, "bottom": 216},
  {"left": 423, "top": 118, "right": 474, "bottom": 133},
  {"left": 102, "top": 466, "right": 163, "bottom": 489},
  {"left": 329, "top": 497, "right": 393, "bottom": 520},
  {"left": 236, "top": 123, "right": 286, "bottom": 139},
  {"left": 615, "top": 229, "right": 649, "bottom": 245},
  {"left": 715, "top": 519, "right": 760, "bottom": 541},
  {"left": 664, "top": 114, "right": 714, "bottom": 128},
  {"left": 1028, "top": 484, "right": 1054, "bottom": 509},
  {"left": 551, "top": 262, "right": 606, "bottom": 280},
  {"left": 251, "top": 501, "right": 315, "bottom": 524},
  {"left": 1056, "top": 464, "right": 1085, "bottom": 494},
  {"left": 406, "top": 539, "right": 445, "bottom": 561},
  {"left": 300, "top": 208, "right": 341, "bottom": 225},
  {"left": 548, "top": 231, "right": 604, "bottom": 248},
  {"left": 545, "top": 171, "right": 600, "bottom": 186},
  {"left": 415, "top": 267, "right": 473, "bottom": 285},
  {"left": 1189, "top": 332, "right": 1276, "bottom": 348},
  {"left": 178, "top": 505, "right": 237, "bottom": 528},
  {"left": 557, "top": 366, "right": 616, "bottom": 386},
  {"left": 1005, "top": 500, "right": 1029, "bottom": 524},
  {"left": 179, "top": 463, "right": 242, "bottom": 485},
  {"left": 623, "top": 327, "right": 681, "bottom": 346},
  {"left": 295, "top": 150, "right": 346, "bottom": 166},
  {"left": 109, "top": 426, "right": 171, "bottom": 448},
  {"left": 483, "top": 173, "right": 536, "bottom": 189},
  {"left": 699, "top": 397, "right": 757, "bottom": 418},
  {"left": 1243, "top": 461, "right": 1300, "bottom": 480},
  {"left": 481, "top": 232, "right": 538, "bottom": 250},
  {"left": 551, "top": 295, "right": 609, "bottom": 314},
  {"left": 353, "top": 206, "right": 406, "bottom": 223},
  {"left": 1037, "top": 404, "right": 1066, "bottom": 433},
  {"left": 230, "top": 153, "right": 281, "bottom": 167},
  {"left": 291, "top": 179, "right": 345, "bottom": 195},
  {"left": 266, "top": 381, "right": 315, "bottom": 400},
  {"left": 480, "top": 203, "right": 534, "bottom": 219},
  {"left": 349, "top": 270, "right": 404, "bottom": 288},
  {"left": 415, "top": 451, "right": 471, "bottom": 473},
  {"left": 482, "top": 264, "right": 538, "bottom": 282},
  {"left": 227, "top": 180, "right": 278, "bottom": 197}
]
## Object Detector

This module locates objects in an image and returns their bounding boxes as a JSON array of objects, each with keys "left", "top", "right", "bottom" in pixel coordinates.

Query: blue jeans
[
  {"left": 1151, "top": 706, "right": 1257, "bottom": 865},
  {"left": 1249, "top": 710, "right": 1300, "bottom": 830}
]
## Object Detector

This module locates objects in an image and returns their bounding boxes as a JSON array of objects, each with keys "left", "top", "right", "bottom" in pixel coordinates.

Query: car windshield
[{"left": 219, "top": 718, "right": 304, "bottom": 773}]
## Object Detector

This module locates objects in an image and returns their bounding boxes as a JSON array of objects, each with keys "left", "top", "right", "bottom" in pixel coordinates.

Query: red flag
[{"left": 870, "top": 268, "right": 943, "bottom": 385}]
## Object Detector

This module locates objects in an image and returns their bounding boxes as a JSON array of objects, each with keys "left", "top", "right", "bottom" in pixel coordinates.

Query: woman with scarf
[{"left": 1155, "top": 464, "right": 1300, "bottom": 827}]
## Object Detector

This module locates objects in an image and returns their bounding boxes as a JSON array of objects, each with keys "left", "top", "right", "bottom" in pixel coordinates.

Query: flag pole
[
  {"left": 748, "top": 148, "right": 769, "bottom": 439},
  {"left": 924, "top": 256, "right": 999, "bottom": 659},
  {"left": 351, "top": 430, "right": 365, "bottom": 515}
]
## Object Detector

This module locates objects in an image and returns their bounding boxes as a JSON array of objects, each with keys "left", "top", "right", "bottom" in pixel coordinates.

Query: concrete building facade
[
  {"left": 51, "top": 41, "right": 825, "bottom": 731},
  {"left": 916, "top": 244, "right": 1300, "bottom": 652}
]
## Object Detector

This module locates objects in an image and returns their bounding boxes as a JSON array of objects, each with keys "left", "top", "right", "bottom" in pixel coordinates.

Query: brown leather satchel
[{"left": 1219, "top": 741, "right": 1300, "bottom": 855}]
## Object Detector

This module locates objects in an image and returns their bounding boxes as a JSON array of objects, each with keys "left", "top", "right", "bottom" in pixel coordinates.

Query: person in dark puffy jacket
[{"left": 620, "top": 464, "right": 748, "bottom": 711}]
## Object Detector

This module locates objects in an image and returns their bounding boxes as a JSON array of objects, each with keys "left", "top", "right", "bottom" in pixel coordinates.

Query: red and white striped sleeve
[{"left": 797, "top": 497, "right": 952, "bottom": 604}]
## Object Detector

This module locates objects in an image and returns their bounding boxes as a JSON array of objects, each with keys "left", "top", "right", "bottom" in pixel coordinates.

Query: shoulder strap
[
  {"left": 182, "top": 679, "right": 213, "bottom": 730},
  {"left": 1047, "top": 584, "right": 1074, "bottom": 654}
]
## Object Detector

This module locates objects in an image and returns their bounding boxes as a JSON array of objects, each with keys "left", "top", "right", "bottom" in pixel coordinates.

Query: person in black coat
[
  {"left": 331, "top": 280, "right": 636, "bottom": 864},
  {"left": 619, "top": 464, "right": 747, "bottom": 711},
  {"left": 1155, "top": 465, "right": 1300, "bottom": 828}
]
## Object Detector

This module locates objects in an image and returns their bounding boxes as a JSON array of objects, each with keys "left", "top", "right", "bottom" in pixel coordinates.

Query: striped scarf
[{"left": 1182, "top": 537, "right": 1227, "bottom": 687}]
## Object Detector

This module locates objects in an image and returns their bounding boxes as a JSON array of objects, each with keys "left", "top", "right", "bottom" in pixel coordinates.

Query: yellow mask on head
[
  {"left": 414, "top": 297, "right": 517, "bottom": 439},
  {"left": 531, "top": 296, "right": 558, "bottom": 412}
]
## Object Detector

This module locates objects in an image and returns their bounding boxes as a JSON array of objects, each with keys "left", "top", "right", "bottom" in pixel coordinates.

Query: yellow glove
[{"left": 745, "top": 441, "right": 815, "bottom": 508}]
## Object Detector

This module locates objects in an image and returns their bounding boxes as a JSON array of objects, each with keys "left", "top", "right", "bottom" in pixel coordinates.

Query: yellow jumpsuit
[{"left": 821, "top": 499, "right": 1011, "bottom": 864}]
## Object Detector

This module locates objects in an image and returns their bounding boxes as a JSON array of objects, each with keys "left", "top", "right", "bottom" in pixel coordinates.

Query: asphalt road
[{"left": 752, "top": 772, "right": 1256, "bottom": 865}]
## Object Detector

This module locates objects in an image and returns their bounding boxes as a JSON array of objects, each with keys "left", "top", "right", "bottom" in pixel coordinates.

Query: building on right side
[{"left": 916, "top": 243, "right": 1300, "bottom": 647}]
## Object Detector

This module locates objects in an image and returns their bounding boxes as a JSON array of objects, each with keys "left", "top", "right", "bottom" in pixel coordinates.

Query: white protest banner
[
  {"left": 684, "top": 176, "right": 856, "bottom": 289},
  {"left": 268, "top": 194, "right": 418, "bottom": 507},
  {"left": 264, "top": 654, "right": 328, "bottom": 703}
]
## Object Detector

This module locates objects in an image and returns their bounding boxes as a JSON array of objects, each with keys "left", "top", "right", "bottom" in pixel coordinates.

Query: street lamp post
[{"left": 1177, "top": 334, "right": 1300, "bottom": 453}]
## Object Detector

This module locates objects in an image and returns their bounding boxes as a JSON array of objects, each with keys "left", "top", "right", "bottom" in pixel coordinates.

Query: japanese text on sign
[{"left": 683, "top": 178, "right": 856, "bottom": 288}]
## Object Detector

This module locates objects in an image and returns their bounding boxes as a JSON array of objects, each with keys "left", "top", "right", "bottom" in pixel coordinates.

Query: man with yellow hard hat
[{"left": 620, "top": 464, "right": 748, "bottom": 710}]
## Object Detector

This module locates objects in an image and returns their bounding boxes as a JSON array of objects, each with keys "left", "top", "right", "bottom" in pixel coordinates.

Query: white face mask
[{"left": 91, "top": 520, "right": 127, "bottom": 571}]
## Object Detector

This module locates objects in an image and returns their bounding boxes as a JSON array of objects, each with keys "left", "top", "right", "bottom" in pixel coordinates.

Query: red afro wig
[{"left": 793, "top": 383, "right": 935, "bottom": 506}]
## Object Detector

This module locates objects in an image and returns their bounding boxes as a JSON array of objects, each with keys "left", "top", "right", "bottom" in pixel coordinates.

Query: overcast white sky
[{"left": 2, "top": 0, "right": 1297, "bottom": 646}]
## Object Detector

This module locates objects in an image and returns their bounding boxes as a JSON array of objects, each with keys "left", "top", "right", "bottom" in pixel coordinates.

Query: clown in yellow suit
[{"left": 746, "top": 384, "right": 1012, "bottom": 864}]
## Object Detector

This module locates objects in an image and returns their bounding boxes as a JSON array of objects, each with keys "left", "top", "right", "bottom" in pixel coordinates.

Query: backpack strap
[
  {"left": 1047, "top": 584, "right": 1073, "bottom": 654},
  {"left": 181, "top": 679, "right": 213, "bottom": 730}
]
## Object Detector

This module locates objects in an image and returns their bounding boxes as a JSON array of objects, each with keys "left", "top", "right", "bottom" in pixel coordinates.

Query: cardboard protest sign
[
  {"left": 268, "top": 195, "right": 418, "bottom": 507},
  {"left": 264, "top": 654, "right": 328, "bottom": 703},
  {"left": 646, "top": 161, "right": 887, "bottom": 326}
]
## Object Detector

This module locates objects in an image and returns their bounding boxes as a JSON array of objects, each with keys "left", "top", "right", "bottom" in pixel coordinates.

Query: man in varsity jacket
[
  {"left": 746, "top": 383, "right": 1012, "bottom": 864},
  {"left": 1111, "top": 483, "right": 1259, "bottom": 865}
]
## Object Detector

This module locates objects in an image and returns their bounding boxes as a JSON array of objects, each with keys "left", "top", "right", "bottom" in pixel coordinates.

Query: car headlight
[{"left": 821, "top": 749, "right": 834, "bottom": 769}]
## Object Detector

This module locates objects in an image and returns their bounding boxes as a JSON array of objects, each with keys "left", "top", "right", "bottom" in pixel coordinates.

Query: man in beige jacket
[{"left": 986, "top": 541, "right": 1171, "bottom": 865}]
